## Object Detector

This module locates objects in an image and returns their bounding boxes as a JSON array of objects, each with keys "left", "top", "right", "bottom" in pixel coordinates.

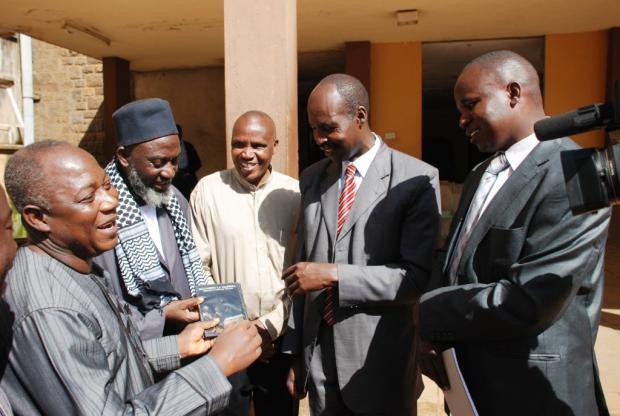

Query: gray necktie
[{"left": 448, "top": 152, "right": 510, "bottom": 280}]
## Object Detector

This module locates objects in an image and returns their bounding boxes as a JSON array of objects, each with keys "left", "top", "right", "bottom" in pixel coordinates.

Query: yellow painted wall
[
  {"left": 544, "top": 30, "right": 608, "bottom": 148},
  {"left": 370, "top": 42, "right": 422, "bottom": 158}
]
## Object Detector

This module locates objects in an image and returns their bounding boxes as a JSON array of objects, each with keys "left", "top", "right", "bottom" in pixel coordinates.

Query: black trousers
[
  {"left": 217, "top": 353, "right": 298, "bottom": 416},
  {"left": 247, "top": 352, "right": 299, "bottom": 416}
]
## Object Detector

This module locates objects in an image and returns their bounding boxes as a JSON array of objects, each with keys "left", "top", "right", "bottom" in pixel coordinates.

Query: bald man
[
  {"left": 418, "top": 51, "right": 610, "bottom": 415},
  {"left": 191, "top": 111, "right": 300, "bottom": 416}
]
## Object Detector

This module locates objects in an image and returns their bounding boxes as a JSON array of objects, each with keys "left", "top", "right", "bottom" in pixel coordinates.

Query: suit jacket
[
  {"left": 93, "top": 186, "right": 193, "bottom": 340},
  {"left": 282, "top": 142, "right": 440, "bottom": 414},
  {"left": 419, "top": 138, "right": 611, "bottom": 416},
  {"left": 0, "top": 247, "right": 231, "bottom": 415}
]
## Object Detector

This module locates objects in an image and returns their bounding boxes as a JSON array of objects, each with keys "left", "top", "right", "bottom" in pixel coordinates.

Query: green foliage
[{"left": 11, "top": 205, "right": 26, "bottom": 239}]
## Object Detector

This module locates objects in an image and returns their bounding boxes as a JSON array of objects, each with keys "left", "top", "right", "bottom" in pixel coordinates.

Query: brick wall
[{"left": 32, "top": 39, "right": 106, "bottom": 164}]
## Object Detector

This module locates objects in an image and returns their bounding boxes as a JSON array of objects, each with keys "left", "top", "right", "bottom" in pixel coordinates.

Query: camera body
[{"left": 533, "top": 81, "right": 620, "bottom": 215}]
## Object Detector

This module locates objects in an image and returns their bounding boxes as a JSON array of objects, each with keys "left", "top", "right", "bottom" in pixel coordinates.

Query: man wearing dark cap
[{"left": 94, "top": 98, "right": 212, "bottom": 340}]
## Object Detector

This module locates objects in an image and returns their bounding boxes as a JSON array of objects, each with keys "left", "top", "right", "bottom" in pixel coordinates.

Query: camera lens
[
  {"left": 560, "top": 143, "right": 620, "bottom": 214},
  {"left": 603, "top": 143, "right": 620, "bottom": 204}
]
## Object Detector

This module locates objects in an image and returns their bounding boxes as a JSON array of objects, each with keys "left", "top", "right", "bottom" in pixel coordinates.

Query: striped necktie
[{"left": 323, "top": 163, "right": 358, "bottom": 326}]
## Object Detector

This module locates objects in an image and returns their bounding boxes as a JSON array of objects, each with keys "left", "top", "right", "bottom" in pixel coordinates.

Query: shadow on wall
[{"left": 78, "top": 104, "right": 107, "bottom": 166}]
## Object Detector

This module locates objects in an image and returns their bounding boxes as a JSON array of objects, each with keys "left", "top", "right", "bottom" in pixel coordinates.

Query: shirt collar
[
  {"left": 231, "top": 166, "right": 273, "bottom": 192},
  {"left": 504, "top": 132, "right": 539, "bottom": 171},
  {"left": 342, "top": 133, "right": 382, "bottom": 178}
]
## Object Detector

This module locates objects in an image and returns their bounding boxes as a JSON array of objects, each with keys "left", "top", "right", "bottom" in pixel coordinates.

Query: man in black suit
[{"left": 418, "top": 50, "right": 611, "bottom": 415}]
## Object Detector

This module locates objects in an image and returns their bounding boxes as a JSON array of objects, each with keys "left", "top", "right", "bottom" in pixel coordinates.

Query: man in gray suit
[
  {"left": 0, "top": 141, "right": 262, "bottom": 415},
  {"left": 282, "top": 74, "right": 440, "bottom": 415},
  {"left": 418, "top": 51, "right": 611, "bottom": 415}
]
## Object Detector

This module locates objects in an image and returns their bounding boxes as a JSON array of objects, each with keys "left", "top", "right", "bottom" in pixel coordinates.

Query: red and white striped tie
[{"left": 323, "top": 163, "right": 357, "bottom": 326}]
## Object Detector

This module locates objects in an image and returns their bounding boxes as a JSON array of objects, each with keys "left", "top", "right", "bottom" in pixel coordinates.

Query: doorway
[
  {"left": 297, "top": 49, "right": 345, "bottom": 174},
  {"left": 421, "top": 37, "right": 545, "bottom": 183}
]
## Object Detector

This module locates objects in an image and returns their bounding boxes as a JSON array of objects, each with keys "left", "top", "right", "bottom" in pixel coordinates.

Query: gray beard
[{"left": 126, "top": 163, "right": 173, "bottom": 208}]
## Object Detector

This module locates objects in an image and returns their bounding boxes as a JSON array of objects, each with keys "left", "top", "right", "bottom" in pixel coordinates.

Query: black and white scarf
[{"left": 105, "top": 159, "right": 209, "bottom": 309}]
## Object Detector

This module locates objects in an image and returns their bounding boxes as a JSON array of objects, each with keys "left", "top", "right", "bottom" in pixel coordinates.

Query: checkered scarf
[{"left": 105, "top": 159, "right": 209, "bottom": 306}]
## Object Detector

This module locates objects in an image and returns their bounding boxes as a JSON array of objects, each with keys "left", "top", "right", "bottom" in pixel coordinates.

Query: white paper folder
[{"left": 441, "top": 348, "right": 479, "bottom": 416}]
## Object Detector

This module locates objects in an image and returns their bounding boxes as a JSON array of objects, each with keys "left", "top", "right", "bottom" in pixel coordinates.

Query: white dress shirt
[
  {"left": 139, "top": 205, "right": 165, "bottom": 260},
  {"left": 339, "top": 133, "right": 382, "bottom": 193},
  {"left": 479, "top": 133, "right": 539, "bottom": 216}
]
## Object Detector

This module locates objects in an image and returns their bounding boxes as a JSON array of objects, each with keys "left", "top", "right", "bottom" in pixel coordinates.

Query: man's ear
[
  {"left": 508, "top": 82, "right": 521, "bottom": 108},
  {"left": 21, "top": 205, "right": 50, "bottom": 234},
  {"left": 356, "top": 106, "right": 368, "bottom": 127},
  {"left": 272, "top": 139, "right": 279, "bottom": 154},
  {"left": 116, "top": 146, "right": 130, "bottom": 168}
]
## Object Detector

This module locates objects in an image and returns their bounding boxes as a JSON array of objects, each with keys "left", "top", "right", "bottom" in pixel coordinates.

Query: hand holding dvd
[
  {"left": 209, "top": 320, "right": 262, "bottom": 376},
  {"left": 177, "top": 318, "right": 220, "bottom": 359},
  {"left": 196, "top": 283, "right": 249, "bottom": 338}
]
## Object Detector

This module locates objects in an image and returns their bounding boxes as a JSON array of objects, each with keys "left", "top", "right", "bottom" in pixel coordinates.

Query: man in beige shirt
[{"left": 191, "top": 110, "right": 300, "bottom": 416}]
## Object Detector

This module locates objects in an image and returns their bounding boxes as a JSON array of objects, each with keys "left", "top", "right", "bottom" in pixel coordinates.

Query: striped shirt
[{"left": 0, "top": 247, "right": 231, "bottom": 415}]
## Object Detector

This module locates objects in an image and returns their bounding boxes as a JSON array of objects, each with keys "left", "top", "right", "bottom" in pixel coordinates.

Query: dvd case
[{"left": 196, "top": 283, "right": 248, "bottom": 338}]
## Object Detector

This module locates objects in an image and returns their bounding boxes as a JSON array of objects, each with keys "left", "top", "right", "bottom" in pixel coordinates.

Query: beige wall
[
  {"left": 544, "top": 30, "right": 609, "bottom": 148},
  {"left": 32, "top": 39, "right": 105, "bottom": 163},
  {"left": 370, "top": 42, "right": 423, "bottom": 158},
  {"left": 133, "top": 67, "right": 226, "bottom": 179}
]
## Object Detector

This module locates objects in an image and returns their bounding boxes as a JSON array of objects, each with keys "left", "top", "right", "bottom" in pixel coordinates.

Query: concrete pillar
[
  {"left": 102, "top": 57, "right": 130, "bottom": 162},
  {"left": 224, "top": 0, "right": 298, "bottom": 177}
]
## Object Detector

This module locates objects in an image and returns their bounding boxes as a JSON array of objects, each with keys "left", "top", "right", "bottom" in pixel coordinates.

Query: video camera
[{"left": 533, "top": 80, "right": 620, "bottom": 215}]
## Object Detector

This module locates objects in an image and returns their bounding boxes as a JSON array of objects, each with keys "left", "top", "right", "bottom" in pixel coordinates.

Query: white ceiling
[{"left": 0, "top": 0, "right": 619, "bottom": 71}]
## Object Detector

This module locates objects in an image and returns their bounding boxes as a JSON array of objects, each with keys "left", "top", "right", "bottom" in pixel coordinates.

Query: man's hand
[
  {"left": 164, "top": 297, "right": 203, "bottom": 323},
  {"left": 253, "top": 320, "right": 275, "bottom": 361},
  {"left": 286, "top": 366, "right": 307, "bottom": 399},
  {"left": 413, "top": 301, "right": 450, "bottom": 390},
  {"left": 419, "top": 340, "right": 450, "bottom": 390},
  {"left": 283, "top": 262, "right": 337, "bottom": 297},
  {"left": 209, "top": 320, "right": 262, "bottom": 377},
  {"left": 177, "top": 319, "right": 219, "bottom": 359}
]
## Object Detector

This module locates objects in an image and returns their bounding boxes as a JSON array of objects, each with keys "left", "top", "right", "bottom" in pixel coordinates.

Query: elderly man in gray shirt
[{"left": 0, "top": 141, "right": 262, "bottom": 415}]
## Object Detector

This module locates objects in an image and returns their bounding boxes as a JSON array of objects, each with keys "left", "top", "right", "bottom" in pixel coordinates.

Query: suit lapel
[
  {"left": 457, "top": 142, "right": 554, "bottom": 276},
  {"left": 443, "top": 159, "right": 489, "bottom": 278},
  {"left": 319, "top": 160, "right": 340, "bottom": 248},
  {"left": 337, "top": 144, "right": 390, "bottom": 242}
]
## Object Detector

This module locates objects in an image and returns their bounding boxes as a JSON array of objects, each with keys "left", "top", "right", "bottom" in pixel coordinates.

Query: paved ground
[{"left": 299, "top": 206, "right": 620, "bottom": 416}]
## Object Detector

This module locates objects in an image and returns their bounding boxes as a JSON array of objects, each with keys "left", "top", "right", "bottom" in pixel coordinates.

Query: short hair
[
  {"left": 319, "top": 74, "right": 370, "bottom": 116},
  {"left": 4, "top": 140, "right": 71, "bottom": 212},
  {"left": 234, "top": 110, "right": 276, "bottom": 135},
  {"left": 462, "top": 50, "right": 543, "bottom": 106},
  {"left": 463, "top": 50, "right": 533, "bottom": 73}
]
